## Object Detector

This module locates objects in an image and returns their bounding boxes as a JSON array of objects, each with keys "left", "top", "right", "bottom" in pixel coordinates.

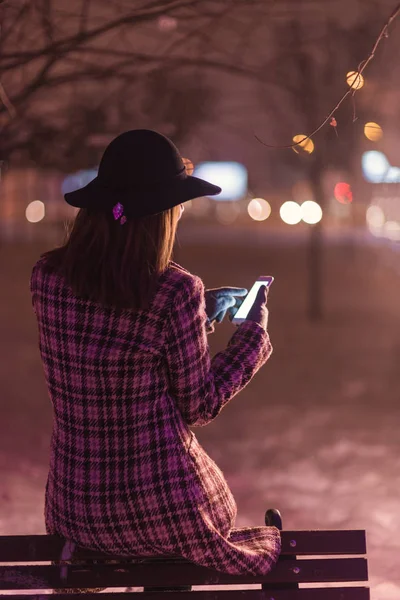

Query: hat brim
[{"left": 64, "top": 175, "right": 221, "bottom": 218}]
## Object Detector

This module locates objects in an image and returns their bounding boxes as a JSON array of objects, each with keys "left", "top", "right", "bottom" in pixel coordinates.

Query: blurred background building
[{"left": 1, "top": 0, "right": 399, "bottom": 248}]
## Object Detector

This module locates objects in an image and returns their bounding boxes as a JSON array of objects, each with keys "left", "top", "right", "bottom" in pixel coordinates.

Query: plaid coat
[{"left": 30, "top": 258, "right": 281, "bottom": 576}]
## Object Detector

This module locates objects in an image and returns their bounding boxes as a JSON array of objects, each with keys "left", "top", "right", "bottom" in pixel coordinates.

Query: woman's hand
[
  {"left": 246, "top": 284, "right": 269, "bottom": 331},
  {"left": 204, "top": 287, "right": 248, "bottom": 325}
]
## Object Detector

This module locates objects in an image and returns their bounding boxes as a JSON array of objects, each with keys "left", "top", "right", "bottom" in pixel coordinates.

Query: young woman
[{"left": 30, "top": 129, "right": 280, "bottom": 577}]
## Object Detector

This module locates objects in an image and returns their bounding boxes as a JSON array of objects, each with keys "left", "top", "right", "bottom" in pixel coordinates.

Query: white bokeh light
[
  {"left": 301, "top": 200, "right": 323, "bottom": 224},
  {"left": 26, "top": 200, "right": 45, "bottom": 223},
  {"left": 366, "top": 205, "right": 385, "bottom": 229},
  {"left": 280, "top": 201, "right": 301, "bottom": 225},
  {"left": 384, "top": 166, "right": 400, "bottom": 183},
  {"left": 193, "top": 162, "right": 247, "bottom": 201},
  {"left": 361, "top": 151, "right": 389, "bottom": 183},
  {"left": 384, "top": 220, "right": 400, "bottom": 241},
  {"left": 247, "top": 198, "right": 271, "bottom": 221}
]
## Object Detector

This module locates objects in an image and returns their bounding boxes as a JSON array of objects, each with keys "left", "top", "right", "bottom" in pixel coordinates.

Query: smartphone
[{"left": 231, "top": 276, "right": 274, "bottom": 324}]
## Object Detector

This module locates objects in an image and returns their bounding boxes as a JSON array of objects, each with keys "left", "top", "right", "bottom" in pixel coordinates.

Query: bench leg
[{"left": 263, "top": 508, "right": 298, "bottom": 592}]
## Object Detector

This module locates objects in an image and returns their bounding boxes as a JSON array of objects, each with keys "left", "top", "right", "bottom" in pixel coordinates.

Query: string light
[
  {"left": 364, "top": 122, "right": 383, "bottom": 142},
  {"left": 256, "top": 4, "right": 400, "bottom": 150},
  {"left": 346, "top": 71, "right": 365, "bottom": 90},
  {"left": 292, "top": 135, "right": 314, "bottom": 155}
]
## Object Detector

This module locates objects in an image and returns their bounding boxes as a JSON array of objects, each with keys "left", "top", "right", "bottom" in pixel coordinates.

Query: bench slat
[
  {"left": 0, "top": 558, "right": 368, "bottom": 589},
  {"left": 0, "top": 588, "right": 371, "bottom": 600},
  {"left": 0, "top": 531, "right": 367, "bottom": 562},
  {"left": 281, "top": 530, "right": 366, "bottom": 555}
]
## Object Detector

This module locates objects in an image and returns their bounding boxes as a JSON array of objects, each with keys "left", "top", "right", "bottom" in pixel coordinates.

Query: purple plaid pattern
[{"left": 30, "top": 258, "right": 280, "bottom": 575}]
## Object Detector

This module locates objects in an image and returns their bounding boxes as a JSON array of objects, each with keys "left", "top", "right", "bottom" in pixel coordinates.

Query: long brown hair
[{"left": 43, "top": 204, "right": 181, "bottom": 310}]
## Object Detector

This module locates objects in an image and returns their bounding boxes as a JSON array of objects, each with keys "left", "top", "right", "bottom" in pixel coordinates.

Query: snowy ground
[{"left": 0, "top": 225, "right": 399, "bottom": 599}]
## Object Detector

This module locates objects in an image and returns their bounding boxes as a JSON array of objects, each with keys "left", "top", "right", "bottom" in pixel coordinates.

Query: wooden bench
[{"left": 0, "top": 510, "right": 369, "bottom": 599}]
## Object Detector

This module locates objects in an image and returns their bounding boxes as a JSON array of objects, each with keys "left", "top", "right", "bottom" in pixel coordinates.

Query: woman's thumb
[{"left": 256, "top": 284, "right": 268, "bottom": 303}]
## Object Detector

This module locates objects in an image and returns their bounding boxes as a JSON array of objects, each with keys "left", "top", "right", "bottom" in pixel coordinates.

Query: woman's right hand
[{"left": 246, "top": 284, "right": 269, "bottom": 331}]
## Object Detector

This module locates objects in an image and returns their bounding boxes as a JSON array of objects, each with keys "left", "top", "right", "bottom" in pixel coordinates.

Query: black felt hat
[{"left": 64, "top": 129, "right": 221, "bottom": 219}]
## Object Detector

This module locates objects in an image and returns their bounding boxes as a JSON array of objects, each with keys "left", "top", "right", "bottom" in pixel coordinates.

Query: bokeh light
[
  {"left": 25, "top": 200, "right": 45, "bottom": 223},
  {"left": 292, "top": 134, "right": 314, "bottom": 155},
  {"left": 361, "top": 151, "right": 389, "bottom": 183},
  {"left": 215, "top": 201, "right": 241, "bottom": 225},
  {"left": 366, "top": 205, "right": 385, "bottom": 229},
  {"left": 182, "top": 157, "right": 194, "bottom": 176},
  {"left": 346, "top": 71, "right": 364, "bottom": 90},
  {"left": 383, "top": 220, "right": 400, "bottom": 241},
  {"left": 280, "top": 201, "right": 301, "bottom": 225},
  {"left": 384, "top": 166, "right": 400, "bottom": 183},
  {"left": 334, "top": 182, "right": 353, "bottom": 204},
  {"left": 364, "top": 122, "right": 383, "bottom": 142},
  {"left": 193, "top": 162, "right": 247, "bottom": 201},
  {"left": 300, "top": 200, "right": 323, "bottom": 224},
  {"left": 247, "top": 198, "right": 271, "bottom": 221},
  {"left": 61, "top": 169, "right": 98, "bottom": 195}
]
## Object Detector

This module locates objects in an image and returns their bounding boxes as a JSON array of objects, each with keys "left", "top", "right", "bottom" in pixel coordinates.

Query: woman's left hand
[{"left": 204, "top": 287, "right": 248, "bottom": 325}]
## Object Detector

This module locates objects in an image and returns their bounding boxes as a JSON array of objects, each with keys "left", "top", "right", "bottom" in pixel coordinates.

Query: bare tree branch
[
  {"left": 0, "top": 0, "right": 276, "bottom": 166},
  {"left": 38, "top": 0, "right": 54, "bottom": 44},
  {"left": 255, "top": 1, "right": 400, "bottom": 149},
  {"left": 79, "top": 0, "right": 91, "bottom": 35},
  {"left": 0, "top": 0, "right": 211, "bottom": 69},
  {"left": 1, "top": 54, "right": 57, "bottom": 116},
  {"left": 0, "top": 81, "right": 16, "bottom": 118},
  {"left": 0, "top": 1, "right": 30, "bottom": 48},
  {"left": 0, "top": 44, "right": 280, "bottom": 119}
]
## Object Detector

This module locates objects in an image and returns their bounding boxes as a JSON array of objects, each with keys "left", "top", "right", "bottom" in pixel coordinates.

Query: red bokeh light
[{"left": 334, "top": 182, "right": 353, "bottom": 204}]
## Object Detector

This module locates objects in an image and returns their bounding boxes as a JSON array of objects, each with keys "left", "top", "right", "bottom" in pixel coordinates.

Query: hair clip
[{"left": 112, "top": 202, "right": 127, "bottom": 225}]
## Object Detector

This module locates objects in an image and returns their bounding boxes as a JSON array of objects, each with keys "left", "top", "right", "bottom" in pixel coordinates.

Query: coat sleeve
[{"left": 165, "top": 275, "right": 272, "bottom": 426}]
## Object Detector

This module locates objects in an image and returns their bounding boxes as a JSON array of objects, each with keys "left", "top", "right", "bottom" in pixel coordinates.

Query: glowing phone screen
[{"left": 234, "top": 278, "right": 273, "bottom": 320}]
